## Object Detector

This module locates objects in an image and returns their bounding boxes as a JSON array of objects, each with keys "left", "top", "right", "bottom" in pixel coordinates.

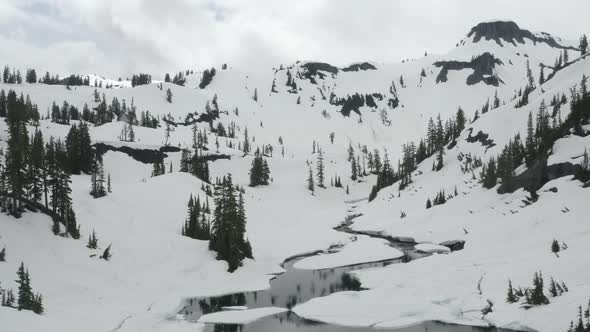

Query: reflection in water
[
  {"left": 205, "top": 312, "right": 516, "bottom": 332},
  {"left": 180, "top": 246, "right": 515, "bottom": 332},
  {"left": 181, "top": 258, "right": 403, "bottom": 321}
]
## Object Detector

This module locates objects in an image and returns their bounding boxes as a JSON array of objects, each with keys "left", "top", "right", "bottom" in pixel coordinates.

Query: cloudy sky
[{"left": 0, "top": 0, "right": 587, "bottom": 78}]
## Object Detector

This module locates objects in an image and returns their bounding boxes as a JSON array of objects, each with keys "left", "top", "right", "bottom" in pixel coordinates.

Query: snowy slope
[{"left": 0, "top": 20, "right": 589, "bottom": 332}]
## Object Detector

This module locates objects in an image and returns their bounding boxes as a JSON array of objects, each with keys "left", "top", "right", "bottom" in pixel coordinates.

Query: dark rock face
[
  {"left": 465, "top": 128, "right": 496, "bottom": 149},
  {"left": 298, "top": 62, "right": 338, "bottom": 85},
  {"left": 94, "top": 142, "right": 181, "bottom": 164},
  {"left": 330, "top": 93, "right": 384, "bottom": 116},
  {"left": 341, "top": 62, "right": 377, "bottom": 72},
  {"left": 468, "top": 21, "right": 577, "bottom": 50},
  {"left": 434, "top": 52, "right": 503, "bottom": 86},
  {"left": 498, "top": 158, "right": 589, "bottom": 194},
  {"left": 439, "top": 240, "right": 465, "bottom": 251},
  {"left": 301, "top": 62, "right": 338, "bottom": 75}
]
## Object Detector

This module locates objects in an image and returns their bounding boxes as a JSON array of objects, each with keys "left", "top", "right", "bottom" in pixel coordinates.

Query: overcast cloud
[{"left": 0, "top": 0, "right": 587, "bottom": 78}]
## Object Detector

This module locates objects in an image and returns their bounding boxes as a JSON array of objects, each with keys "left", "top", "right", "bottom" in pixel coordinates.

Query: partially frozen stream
[{"left": 179, "top": 212, "right": 517, "bottom": 332}]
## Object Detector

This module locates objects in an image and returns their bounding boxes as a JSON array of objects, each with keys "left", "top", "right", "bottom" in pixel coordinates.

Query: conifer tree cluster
[
  {"left": 425, "top": 188, "right": 457, "bottom": 209},
  {"left": 506, "top": 271, "right": 568, "bottom": 307},
  {"left": 565, "top": 299, "right": 590, "bottom": 332},
  {"left": 181, "top": 194, "right": 211, "bottom": 240},
  {"left": 1, "top": 263, "right": 44, "bottom": 314},
  {"left": 151, "top": 158, "right": 166, "bottom": 177},
  {"left": 65, "top": 123, "right": 94, "bottom": 174},
  {"left": 1, "top": 91, "right": 82, "bottom": 233},
  {"left": 2, "top": 66, "right": 23, "bottom": 84},
  {"left": 179, "top": 148, "right": 211, "bottom": 183},
  {"left": 130, "top": 73, "right": 152, "bottom": 87},
  {"left": 0, "top": 246, "right": 5, "bottom": 261},
  {"left": 369, "top": 109, "right": 466, "bottom": 201},
  {"left": 0, "top": 89, "right": 40, "bottom": 121},
  {"left": 249, "top": 155, "right": 270, "bottom": 187},
  {"left": 482, "top": 75, "right": 590, "bottom": 190},
  {"left": 139, "top": 110, "right": 159, "bottom": 128},
  {"left": 90, "top": 153, "right": 107, "bottom": 198},
  {"left": 199, "top": 68, "right": 216, "bottom": 89},
  {"left": 165, "top": 70, "right": 189, "bottom": 85},
  {"left": 209, "top": 175, "right": 252, "bottom": 272},
  {"left": 87, "top": 229, "right": 99, "bottom": 249}
]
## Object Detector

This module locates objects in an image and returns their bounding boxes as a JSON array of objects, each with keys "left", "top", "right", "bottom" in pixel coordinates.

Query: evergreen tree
[
  {"left": 0, "top": 247, "right": 5, "bottom": 261},
  {"left": 87, "top": 230, "right": 98, "bottom": 249},
  {"left": 243, "top": 127, "right": 250, "bottom": 153},
  {"left": 316, "top": 150, "right": 325, "bottom": 188},
  {"left": 307, "top": 165, "right": 315, "bottom": 194},
  {"left": 249, "top": 155, "right": 270, "bottom": 187},
  {"left": 507, "top": 279, "right": 518, "bottom": 303},
  {"left": 580, "top": 34, "right": 588, "bottom": 55},
  {"left": 166, "top": 88, "right": 173, "bottom": 103},
  {"left": 551, "top": 239, "right": 561, "bottom": 255},
  {"left": 528, "top": 271, "right": 549, "bottom": 305},
  {"left": 209, "top": 175, "right": 252, "bottom": 272},
  {"left": 100, "top": 244, "right": 112, "bottom": 261},
  {"left": 5, "top": 90, "right": 29, "bottom": 217}
]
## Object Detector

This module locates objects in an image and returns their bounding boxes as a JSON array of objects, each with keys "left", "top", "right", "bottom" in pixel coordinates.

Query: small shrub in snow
[{"left": 551, "top": 239, "right": 561, "bottom": 256}]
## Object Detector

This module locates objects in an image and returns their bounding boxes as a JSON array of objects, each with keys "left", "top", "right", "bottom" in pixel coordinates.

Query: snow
[
  {"left": 293, "top": 236, "right": 404, "bottom": 270},
  {"left": 0, "top": 21, "right": 589, "bottom": 332},
  {"left": 414, "top": 243, "right": 451, "bottom": 254},
  {"left": 197, "top": 307, "right": 287, "bottom": 324},
  {"left": 547, "top": 134, "right": 590, "bottom": 166}
]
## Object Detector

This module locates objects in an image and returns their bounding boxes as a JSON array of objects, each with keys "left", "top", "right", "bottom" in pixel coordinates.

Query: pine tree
[
  {"left": 507, "top": 279, "right": 518, "bottom": 303},
  {"left": 307, "top": 165, "right": 315, "bottom": 194},
  {"left": 435, "top": 148, "right": 444, "bottom": 171},
  {"left": 582, "top": 148, "right": 589, "bottom": 170},
  {"left": 16, "top": 262, "right": 32, "bottom": 311},
  {"left": 100, "top": 244, "right": 112, "bottom": 261},
  {"left": 87, "top": 230, "right": 98, "bottom": 249},
  {"left": 209, "top": 175, "right": 252, "bottom": 272},
  {"left": 579, "top": 34, "right": 588, "bottom": 55},
  {"left": 243, "top": 127, "right": 250, "bottom": 153},
  {"left": 316, "top": 150, "right": 325, "bottom": 188},
  {"left": 107, "top": 173, "right": 112, "bottom": 193},
  {"left": 249, "top": 155, "right": 270, "bottom": 187},
  {"left": 0, "top": 247, "right": 5, "bottom": 261},
  {"left": 5, "top": 90, "right": 29, "bottom": 217},
  {"left": 551, "top": 239, "right": 561, "bottom": 255},
  {"left": 549, "top": 277, "right": 558, "bottom": 297},
  {"left": 166, "top": 88, "right": 173, "bottom": 103}
]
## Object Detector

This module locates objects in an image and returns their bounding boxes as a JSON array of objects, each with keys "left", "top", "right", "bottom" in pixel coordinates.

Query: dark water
[
  {"left": 205, "top": 312, "right": 517, "bottom": 332},
  {"left": 179, "top": 224, "right": 517, "bottom": 332},
  {"left": 180, "top": 256, "right": 406, "bottom": 320}
]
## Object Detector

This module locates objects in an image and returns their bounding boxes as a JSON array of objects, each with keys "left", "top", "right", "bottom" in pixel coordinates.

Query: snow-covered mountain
[{"left": 0, "top": 20, "right": 589, "bottom": 332}]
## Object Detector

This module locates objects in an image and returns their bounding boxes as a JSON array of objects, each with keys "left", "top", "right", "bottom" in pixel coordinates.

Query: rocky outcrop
[
  {"left": 439, "top": 240, "right": 465, "bottom": 251},
  {"left": 341, "top": 62, "right": 377, "bottom": 72},
  {"left": 94, "top": 142, "right": 181, "bottom": 164},
  {"left": 465, "top": 128, "right": 496, "bottom": 149},
  {"left": 498, "top": 158, "right": 590, "bottom": 194},
  {"left": 300, "top": 62, "right": 339, "bottom": 84},
  {"left": 330, "top": 93, "right": 384, "bottom": 116},
  {"left": 434, "top": 52, "right": 503, "bottom": 86},
  {"left": 468, "top": 21, "right": 578, "bottom": 50}
]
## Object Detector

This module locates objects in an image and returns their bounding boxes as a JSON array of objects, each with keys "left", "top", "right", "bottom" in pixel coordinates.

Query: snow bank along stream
[{"left": 176, "top": 216, "right": 523, "bottom": 332}]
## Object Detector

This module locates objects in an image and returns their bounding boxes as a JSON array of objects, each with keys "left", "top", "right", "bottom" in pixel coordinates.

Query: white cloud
[{"left": 0, "top": 0, "right": 587, "bottom": 78}]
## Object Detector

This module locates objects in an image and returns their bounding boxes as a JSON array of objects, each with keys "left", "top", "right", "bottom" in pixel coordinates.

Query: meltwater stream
[{"left": 179, "top": 214, "right": 517, "bottom": 332}]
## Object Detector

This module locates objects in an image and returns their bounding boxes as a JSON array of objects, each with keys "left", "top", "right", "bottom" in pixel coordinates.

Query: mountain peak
[{"left": 466, "top": 20, "right": 576, "bottom": 50}]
